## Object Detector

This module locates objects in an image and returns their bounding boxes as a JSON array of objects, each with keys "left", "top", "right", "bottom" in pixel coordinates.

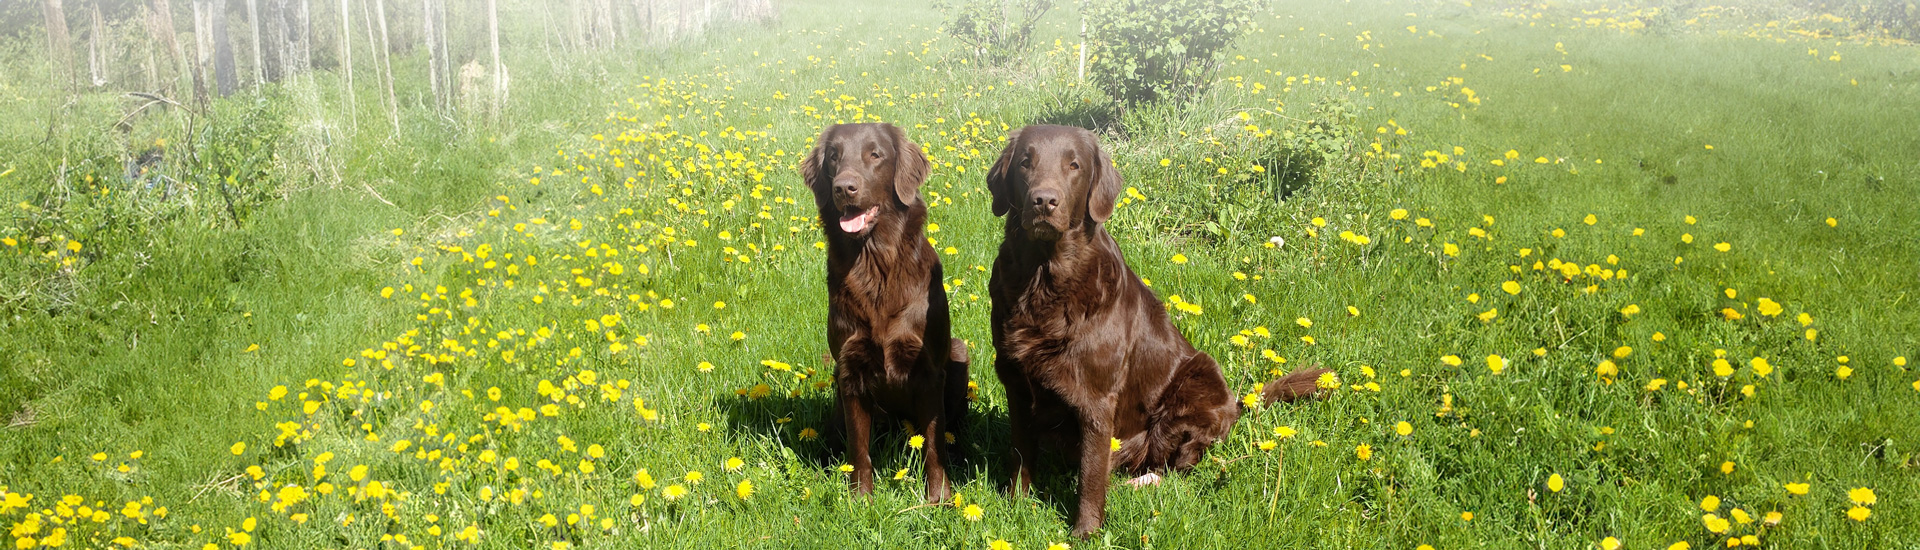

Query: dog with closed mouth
[
  {"left": 986, "top": 125, "right": 1330, "bottom": 537},
  {"left": 801, "top": 122, "right": 971, "bottom": 503}
]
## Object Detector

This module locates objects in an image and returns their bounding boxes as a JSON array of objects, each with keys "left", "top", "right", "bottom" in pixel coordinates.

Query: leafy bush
[
  {"left": 186, "top": 94, "right": 294, "bottom": 224},
  {"left": 1846, "top": 0, "right": 1920, "bottom": 39},
  {"left": 1084, "top": 0, "right": 1263, "bottom": 105},
  {"left": 934, "top": 0, "right": 1056, "bottom": 66}
]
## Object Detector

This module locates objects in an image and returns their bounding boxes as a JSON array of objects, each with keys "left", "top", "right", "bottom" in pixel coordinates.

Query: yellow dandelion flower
[
  {"left": 1751, "top": 358, "right": 1774, "bottom": 377},
  {"left": 1316, "top": 372, "right": 1340, "bottom": 389},
  {"left": 1596, "top": 360, "right": 1618, "bottom": 380},
  {"left": 1704, "top": 513, "right": 1730, "bottom": 533}
]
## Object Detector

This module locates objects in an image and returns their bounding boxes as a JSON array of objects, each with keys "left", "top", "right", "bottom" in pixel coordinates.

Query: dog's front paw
[{"left": 1124, "top": 472, "right": 1162, "bottom": 489}]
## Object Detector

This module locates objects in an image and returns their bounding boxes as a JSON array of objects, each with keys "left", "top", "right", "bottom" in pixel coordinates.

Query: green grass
[{"left": 2, "top": 1, "right": 1916, "bottom": 548}]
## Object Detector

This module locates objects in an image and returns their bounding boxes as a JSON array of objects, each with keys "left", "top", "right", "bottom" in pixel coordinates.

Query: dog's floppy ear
[
  {"left": 799, "top": 131, "right": 828, "bottom": 192},
  {"left": 888, "top": 124, "right": 930, "bottom": 206},
  {"left": 986, "top": 128, "right": 1023, "bottom": 217},
  {"left": 1087, "top": 132, "right": 1123, "bottom": 223}
]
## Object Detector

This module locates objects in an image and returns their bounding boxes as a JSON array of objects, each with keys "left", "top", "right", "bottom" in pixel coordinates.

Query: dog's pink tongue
[{"left": 838, "top": 208, "right": 875, "bottom": 233}]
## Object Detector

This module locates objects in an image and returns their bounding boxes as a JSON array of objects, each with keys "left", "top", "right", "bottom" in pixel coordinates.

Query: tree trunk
[
  {"left": 434, "top": 0, "right": 450, "bottom": 100},
  {"left": 246, "top": 0, "right": 264, "bottom": 84},
  {"left": 487, "top": 0, "right": 504, "bottom": 104},
  {"left": 539, "top": 0, "right": 561, "bottom": 58},
  {"left": 421, "top": 0, "right": 440, "bottom": 107},
  {"left": 340, "top": 0, "right": 355, "bottom": 126},
  {"left": 43, "top": 0, "right": 73, "bottom": 88},
  {"left": 374, "top": 0, "right": 398, "bottom": 133},
  {"left": 262, "top": 0, "right": 285, "bottom": 81},
  {"left": 141, "top": 6, "right": 159, "bottom": 91},
  {"left": 360, "top": 0, "right": 385, "bottom": 111},
  {"left": 613, "top": 0, "right": 628, "bottom": 46},
  {"left": 292, "top": 0, "right": 312, "bottom": 74},
  {"left": 640, "top": 0, "right": 652, "bottom": 45},
  {"left": 88, "top": 5, "right": 109, "bottom": 87},
  {"left": 190, "top": 0, "right": 210, "bottom": 101},
  {"left": 676, "top": 0, "right": 687, "bottom": 42},
  {"left": 602, "top": 0, "right": 618, "bottom": 48},
  {"left": 151, "top": 0, "right": 187, "bottom": 93},
  {"left": 213, "top": 0, "right": 238, "bottom": 95}
]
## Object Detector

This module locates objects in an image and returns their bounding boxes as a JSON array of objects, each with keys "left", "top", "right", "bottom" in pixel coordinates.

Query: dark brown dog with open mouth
[
  {"left": 801, "top": 122, "right": 970, "bottom": 503},
  {"left": 986, "top": 125, "right": 1329, "bottom": 537}
]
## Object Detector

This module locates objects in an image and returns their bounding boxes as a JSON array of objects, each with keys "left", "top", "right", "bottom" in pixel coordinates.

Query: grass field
[{"left": 3, "top": 0, "right": 1917, "bottom": 548}]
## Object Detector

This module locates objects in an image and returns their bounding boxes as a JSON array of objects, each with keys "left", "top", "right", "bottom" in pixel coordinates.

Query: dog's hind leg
[
  {"left": 944, "top": 337, "right": 971, "bottom": 440},
  {"left": 1149, "top": 352, "right": 1240, "bottom": 473}
]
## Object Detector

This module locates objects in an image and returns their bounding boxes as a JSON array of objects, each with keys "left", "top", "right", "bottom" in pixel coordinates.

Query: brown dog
[
  {"left": 802, "top": 123, "right": 970, "bottom": 503},
  {"left": 986, "top": 125, "right": 1328, "bottom": 537}
]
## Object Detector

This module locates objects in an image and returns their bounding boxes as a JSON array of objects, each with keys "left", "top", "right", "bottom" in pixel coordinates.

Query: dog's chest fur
[
  {"left": 996, "top": 232, "right": 1118, "bottom": 386},
  {"left": 828, "top": 235, "right": 935, "bottom": 389}
]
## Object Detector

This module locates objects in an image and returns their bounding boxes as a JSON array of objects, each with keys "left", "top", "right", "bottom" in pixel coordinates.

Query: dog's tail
[{"left": 1260, "top": 366, "right": 1334, "bottom": 405}]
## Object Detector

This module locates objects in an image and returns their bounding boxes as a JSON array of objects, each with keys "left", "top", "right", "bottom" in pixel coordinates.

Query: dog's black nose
[
  {"left": 834, "top": 178, "right": 859, "bottom": 197},
  {"left": 1031, "top": 189, "right": 1060, "bottom": 215}
]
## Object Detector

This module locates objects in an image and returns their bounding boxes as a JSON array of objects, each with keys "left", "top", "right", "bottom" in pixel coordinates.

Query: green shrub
[
  {"left": 934, "top": 0, "right": 1056, "bottom": 66},
  {"left": 1846, "top": 0, "right": 1920, "bottom": 39},
  {"left": 1084, "top": 0, "right": 1263, "bottom": 105}
]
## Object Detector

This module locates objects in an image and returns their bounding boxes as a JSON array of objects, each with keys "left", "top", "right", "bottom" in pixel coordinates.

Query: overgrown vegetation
[
  {"left": 935, "top": 0, "right": 1056, "bottom": 66},
  {"left": 1083, "top": 0, "right": 1263, "bottom": 105},
  {"left": 3, "top": 0, "right": 1917, "bottom": 548},
  {"left": 1843, "top": 0, "right": 1920, "bottom": 39}
]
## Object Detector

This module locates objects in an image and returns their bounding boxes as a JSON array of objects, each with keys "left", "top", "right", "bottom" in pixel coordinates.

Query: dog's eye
[
  {"left": 1069, "top": 161, "right": 1080, "bottom": 170},
  {"left": 870, "top": 151, "right": 882, "bottom": 160},
  {"left": 1020, "top": 157, "right": 1032, "bottom": 168}
]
